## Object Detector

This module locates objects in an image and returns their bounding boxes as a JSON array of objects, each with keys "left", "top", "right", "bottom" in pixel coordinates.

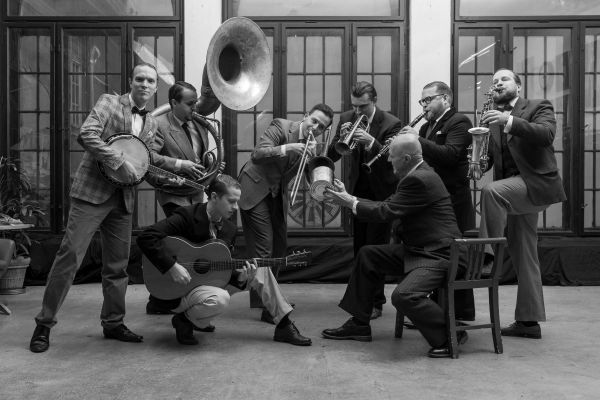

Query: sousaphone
[{"left": 150, "top": 17, "right": 272, "bottom": 193}]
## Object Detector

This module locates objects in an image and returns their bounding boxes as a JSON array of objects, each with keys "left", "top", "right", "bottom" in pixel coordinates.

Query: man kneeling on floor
[
  {"left": 137, "top": 174, "right": 311, "bottom": 346},
  {"left": 321, "top": 135, "right": 465, "bottom": 358}
]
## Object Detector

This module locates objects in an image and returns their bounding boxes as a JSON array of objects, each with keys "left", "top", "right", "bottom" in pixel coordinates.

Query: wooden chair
[
  {"left": 394, "top": 237, "right": 507, "bottom": 359},
  {"left": 0, "top": 238, "right": 16, "bottom": 315}
]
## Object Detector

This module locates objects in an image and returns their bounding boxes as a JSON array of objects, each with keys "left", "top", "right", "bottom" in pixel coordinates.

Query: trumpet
[
  {"left": 335, "top": 114, "right": 369, "bottom": 155},
  {"left": 362, "top": 111, "right": 426, "bottom": 173}
]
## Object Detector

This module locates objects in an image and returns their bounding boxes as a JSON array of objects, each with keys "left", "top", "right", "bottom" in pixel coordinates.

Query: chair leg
[
  {"left": 0, "top": 301, "right": 11, "bottom": 315},
  {"left": 489, "top": 285, "right": 503, "bottom": 354},
  {"left": 443, "top": 287, "right": 459, "bottom": 359},
  {"left": 395, "top": 310, "right": 404, "bottom": 338}
]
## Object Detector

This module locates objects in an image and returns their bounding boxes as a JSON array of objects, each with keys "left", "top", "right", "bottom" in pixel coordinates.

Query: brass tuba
[
  {"left": 467, "top": 87, "right": 495, "bottom": 181},
  {"left": 150, "top": 17, "right": 272, "bottom": 192}
]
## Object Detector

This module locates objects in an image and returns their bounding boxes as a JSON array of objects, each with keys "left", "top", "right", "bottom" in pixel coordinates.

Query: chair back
[
  {"left": 0, "top": 238, "right": 16, "bottom": 278},
  {"left": 449, "top": 238, "right": 507, "bottom": 282}
]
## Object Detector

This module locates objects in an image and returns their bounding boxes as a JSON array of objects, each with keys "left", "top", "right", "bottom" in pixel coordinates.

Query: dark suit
[
  {"left": 480, "top": 97, "right": 566, "bottom": 322},
  {"left": 238, "top": 118, "right": 305, "bottom": 259},
  {"left": 418, "top": 107, "right": 476, "bottom": 319},
  {"left": 418, "top": 107, "right": 475, "bottom": 232},
  {"left": 149, "top": 112, "right": 210, "bottom": 215},
  {"left": 327, "top": 108, "right": 403, "bottom": 310},
  {"left": 36, "top": 93, "right": 158, "bottom": 329},
  {"left": 339, "top": 162, "right": 462, "bottom": 347}
]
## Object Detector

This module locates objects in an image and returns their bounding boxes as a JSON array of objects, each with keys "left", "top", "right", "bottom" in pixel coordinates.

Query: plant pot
[{"left": 0, "top": 256, "right": 30, "bottom": 293}]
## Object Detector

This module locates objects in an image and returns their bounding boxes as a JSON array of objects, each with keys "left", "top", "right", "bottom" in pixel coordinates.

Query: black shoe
[
  {"left": 370, "top": 308, "right": 382, "bottom": 320},
  {"left": 322, "top": 318, "right": 372, "bottom": 342},
  {"left": 456, "top": 314, "right": 476, "bottom": 322},
  {"left": 103, "top": 324, "right": 143, "bottom": 343},
  {"left": 427, "top": 331, "right": 469, "bottom": 358},
  {"left": 274, "top": 321, "right": 312, "bottom": 346},
  {"left": 30, "top": 325, "right": 51, "bottom": 353},
  {"left": 403, "top": 318, "right": 418, "bottom": 330},
  {"left": 501, "top": 321, "right": 541, "bottom": 339},
  {"left": 146, "top": 300, "right": 175, "bottom": 315},
  {"left": 171, "top": 313, "right": 198, "bottom": 345},
  {"left": 260, "top": 308, "right": 275, "bottom": 325},
  {"left": 193, "top": 324, "right": 216, "bottom": 333}
]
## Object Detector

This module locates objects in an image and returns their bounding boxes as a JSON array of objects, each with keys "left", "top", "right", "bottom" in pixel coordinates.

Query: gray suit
[
  {"left": 479, "top": 97, "right": 566, "bottom": 322},
  {"left": 150, "top": 112, "right": 210, "bottom": 210}
]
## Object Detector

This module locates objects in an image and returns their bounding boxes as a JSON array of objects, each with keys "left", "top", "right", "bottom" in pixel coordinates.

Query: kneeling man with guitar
[{"left": 137, "top": 174, "right": 311, "bottom": 346}]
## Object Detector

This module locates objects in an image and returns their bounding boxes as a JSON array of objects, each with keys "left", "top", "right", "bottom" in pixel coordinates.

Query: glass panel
[
  {"left": 374, "top": 75, "right": 391, "bottom": 111},
  {"left": 459, "top": 0, "right": 600, "bottom": 16},
  {"left": 324, "top": 75, "right": 342, "bottom": 112},
  {"left": 287, "top": 76, "right": 304, "bottom": 111},
  {"left": 324, "top": 36, "right": 342, "bottom": 73},
  {"left": 237, "top": 114, "right": 255, "bottom": 151},
  {"left": 287, "top": 36, "right": 304, "bottom": 74},
  {"left": 232, "top": 0, "right": 401, "bottom": 17},
  {"left": 357, "top": 36, "right": 372, "bottom": 73},
  {"left": 306, "top": 76, "right": 323, "bottom": 109},
  {"left": 373, "top": 36, "right": 391, "bottom": 73},
  {"left": 8, "top": 0, "right": 176, "bottom": 16},
  {"left": 7, "top": 28, "right": 53, "bottom": 228},
  {"left": 306, "top": 37, "right": 323, "bottom": 74}
]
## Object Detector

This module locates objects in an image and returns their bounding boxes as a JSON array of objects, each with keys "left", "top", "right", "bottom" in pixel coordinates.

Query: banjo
[{"left": 97, "top": 133, "right": 206, "bottom": 190}]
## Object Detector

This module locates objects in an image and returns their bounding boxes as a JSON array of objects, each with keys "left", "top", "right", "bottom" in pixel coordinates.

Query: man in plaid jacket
[{"left": 30, "top": 62, "right": 160, "bottom": 353}]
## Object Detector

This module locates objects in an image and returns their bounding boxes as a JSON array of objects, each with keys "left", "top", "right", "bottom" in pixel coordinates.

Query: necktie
[
  {"left": 182, "top": 123, "right": 193, "bottom": 146},
  {"left": 131, "top": 106, "right": 148, "bottom": 116}
]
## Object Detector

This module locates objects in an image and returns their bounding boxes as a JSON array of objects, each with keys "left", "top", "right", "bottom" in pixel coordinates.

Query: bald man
[{"left": 321, "top": 135, "right": 465, "bottom": 358}]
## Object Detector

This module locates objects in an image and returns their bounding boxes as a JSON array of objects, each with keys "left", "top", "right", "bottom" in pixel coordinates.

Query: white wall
[{"left": 409, "top": 0, "right": 452, "bottom": 120}]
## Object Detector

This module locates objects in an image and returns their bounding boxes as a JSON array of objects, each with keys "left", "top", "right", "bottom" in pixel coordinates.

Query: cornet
[
  {"left": 362, "top": 111, "right": 426, "bottom": 173},
  {"left": 335, "top": 114, "right": 369, "bottom": 156}
]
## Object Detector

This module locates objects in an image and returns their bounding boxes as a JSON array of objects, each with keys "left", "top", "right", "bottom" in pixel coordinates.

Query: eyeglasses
[{"left": 418, "top": 94, "right": 444, "bottom": 106}]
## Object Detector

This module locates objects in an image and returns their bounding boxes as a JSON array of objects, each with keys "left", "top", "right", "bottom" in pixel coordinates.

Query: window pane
[
  {"left": 8, "top": 0, "right": 176, "bottom": 16},
  {"left": 287, "top": 36, "right": 304, "bottom": 74},
  {"left": 459, "top": 0, "right": 600, "bottom": 16},
  {"left": 306, "top": 37, "right": 323, "bottom": 74},
  {"left": 324, "top": 36, "right": 342, "bottom": 73},
  {"left": 357, "top": 36, "right": 372, "bottom": 73},
  {"left": 373, "top": 36, "right": 391, "bottom": 73},
  {"left": 232, "top": 0, "right": 401, "bottom": 17}
]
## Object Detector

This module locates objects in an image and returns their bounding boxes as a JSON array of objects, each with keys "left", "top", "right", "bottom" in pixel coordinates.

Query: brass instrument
[
  {"left": 362, "top": 111, "right": 426, "bottom": 173},
  {"left": 467, "top": 87, "right": 495, "bottom": 181},
  {"left": 335, "top": 114, "right": 369, "bottom": 155},
  {"left": 289, "top": 128, "right": 316, "bottom": 206},
  {"left": 150, "top": 17, "right": 272, "bottom": 193}
]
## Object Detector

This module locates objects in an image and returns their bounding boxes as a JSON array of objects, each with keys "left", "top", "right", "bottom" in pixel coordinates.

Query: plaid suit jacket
[{"left": 70, "top": 93, "right": 158, "bottom": 213}]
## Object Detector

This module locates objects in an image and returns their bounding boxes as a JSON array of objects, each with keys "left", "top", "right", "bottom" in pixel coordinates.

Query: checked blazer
[{"left": 70, "top": 93, "right": 158, "bottom": 213}]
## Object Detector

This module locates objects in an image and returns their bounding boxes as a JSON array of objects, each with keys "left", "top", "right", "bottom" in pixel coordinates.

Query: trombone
[
  {"left": 289, "top": 128, "right": 316, "bottom": 206},
  {"left": 334, "top": 114, "right": 369, "bottom": 155}
]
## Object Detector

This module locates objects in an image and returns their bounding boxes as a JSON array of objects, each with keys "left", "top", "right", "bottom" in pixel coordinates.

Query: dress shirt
[{"left": 129, "top": 94, "right": 145, "bottom": 136}]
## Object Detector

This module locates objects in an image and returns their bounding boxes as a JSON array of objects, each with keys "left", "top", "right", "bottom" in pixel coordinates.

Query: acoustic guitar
[
  {"left": 143, "top": 236, "right": 311, "bottom": 300},
  {"left": 97, "top": 133, "right": 206, "bottom": 190}
]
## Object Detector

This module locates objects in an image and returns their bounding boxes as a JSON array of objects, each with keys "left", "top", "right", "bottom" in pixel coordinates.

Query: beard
[{"left": 493, "top": 87, "right": 518, "bottom": 105}]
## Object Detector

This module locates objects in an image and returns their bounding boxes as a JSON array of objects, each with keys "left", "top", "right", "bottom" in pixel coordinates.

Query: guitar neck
[
  {"left": 147, "top": 165, "right": 205, "bottom": 190},
  {"left": 199, "top": 258, "right": 286, "bottom": 272}
]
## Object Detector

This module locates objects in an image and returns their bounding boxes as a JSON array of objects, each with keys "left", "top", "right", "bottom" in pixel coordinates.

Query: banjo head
[{"left": 98, "top": 134, "right": 150, "bottom": 186}]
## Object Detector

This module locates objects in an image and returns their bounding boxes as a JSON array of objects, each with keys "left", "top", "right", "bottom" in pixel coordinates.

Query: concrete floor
[{"left": 1, "top": 283, "right": 599, "bottom": 400}]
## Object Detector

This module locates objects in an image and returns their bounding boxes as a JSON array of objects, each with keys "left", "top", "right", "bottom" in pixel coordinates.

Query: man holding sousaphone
[{"left": 326, "top": 81, "right": 403, "bottom": 320}]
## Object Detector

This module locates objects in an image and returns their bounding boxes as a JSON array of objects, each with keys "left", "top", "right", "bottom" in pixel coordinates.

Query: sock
[
  {"left": 276, "top": 314, "right": 291, "bottom": 329},
  {"left": 352, "top": 317, "right": 369, "bottom": 326}
]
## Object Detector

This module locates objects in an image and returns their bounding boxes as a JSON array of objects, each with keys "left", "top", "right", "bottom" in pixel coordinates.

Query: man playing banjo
[{"left": 30, "top": 62, "right": 164, "bottom": 353}]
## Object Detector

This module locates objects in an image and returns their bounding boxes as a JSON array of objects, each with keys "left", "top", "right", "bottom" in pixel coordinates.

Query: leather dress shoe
[
  {"left": 103, "top": 324, "right": 143, "bottom": 343},
  {"left": 501, "top": 321, "right": 541, "bottom": 339},
  {"left": 260, "top": 308, "right": 275, "bottom": 325},
  {"left": 274, "top": 322, "right": 312, "bottom": 346},
  {"left": 322, "top": 318, "right": 372, "bottom": 342},
  {"left": 427, "top": 331, "right": 468, "bottom": 358},
  {"left": 193, "top": 324, "right": 216, "bottom": 333},
  {"left": 171, "top": 313, "right": 198, "bottom": 345},
  {"left": 30, "top": 325, "right": 51, "bottom": 353},
  {"left": 146, "top": 300, "right": 175, "bottom": 315},
  {"left": 370, "top": 308, "right": 382, "bottom": 320}
]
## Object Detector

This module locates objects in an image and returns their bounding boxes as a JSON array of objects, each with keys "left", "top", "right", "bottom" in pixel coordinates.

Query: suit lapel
[
  {"left": 506, "top": 97, "right": 527, "bottom": 142},
  {"left": 192, "top": 119, "right": 210, "bottom": 156}
]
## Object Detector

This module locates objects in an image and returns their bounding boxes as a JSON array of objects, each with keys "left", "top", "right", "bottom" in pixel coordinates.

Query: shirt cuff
[
  {"left": 351, "top": 197, "right": 359, "bottom": 215},
  {"left": 175, "top": 159, "right": 182, "bottom": 171},
  {"left": 281, "top": 144, "right": 286, "bottom": 155},
  {"left": 504, "top": 116, "right": 513, "bottom": 133},
  {"left": 364, "top": 137, "right": 376, "bottom": 151}
]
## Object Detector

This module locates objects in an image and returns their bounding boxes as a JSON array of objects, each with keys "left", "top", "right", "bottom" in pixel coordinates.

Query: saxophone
[{"left": 467, "top": 87, "right": 495, "bottom": 181}]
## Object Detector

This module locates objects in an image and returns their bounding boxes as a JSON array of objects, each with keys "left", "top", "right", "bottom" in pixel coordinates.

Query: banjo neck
[{"left": 147, "top": 165, "right": 205, "bottom": 190}]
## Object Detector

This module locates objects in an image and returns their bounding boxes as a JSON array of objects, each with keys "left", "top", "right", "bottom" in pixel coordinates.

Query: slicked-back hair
[
  {"left": 308, "top": 103, "right": 334, "bottom": 127},
  {"left": 206, "top": 174, "right": 241, "bottom": 198},
  {"left": 351, "top": 81, "right": 377, "bottom": 102},
  {"left": 424, "top": 81, "right": 453, "bottom": 104},
  {"left": 169, "top": 81, "right": 197, "bottom": 104},
  {"left": 130, "top": 62, "right": 157, "bottom": 79}
]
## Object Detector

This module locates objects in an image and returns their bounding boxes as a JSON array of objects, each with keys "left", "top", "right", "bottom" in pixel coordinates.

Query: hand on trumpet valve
[
  {"left": 324, "top": 178, "right": 354, "bottom": 208},
  {"left": 399, "top": 125, "right": 419, "bottom": 136},
  {"left": 351, "top": 128, "right": 374, "bottom": 146},
  {"left": 480, "top": 109, "right": 509, "bottom": 126}
]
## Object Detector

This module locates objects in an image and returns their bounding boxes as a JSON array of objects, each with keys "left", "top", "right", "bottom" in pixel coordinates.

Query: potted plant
[{"left": 0, "top": 156, "right": 44, "bottom": 290}]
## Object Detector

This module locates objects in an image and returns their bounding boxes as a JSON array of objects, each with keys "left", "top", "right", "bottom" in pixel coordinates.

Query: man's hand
[
  {"left": 399, "top": 125, "right": 419, "bottom": 136},
  {"left": 324, "top": 178, "right": 355, "bottom": 208},
  {"left": 235, "top": 259, "right": 258, "bottom": 284},
  {"left": 167, "top": 262, "right": 192, "bottom": 285},
  {"left": 287, "top": 141, "right": 317, "bottom": 157},
  {"left": 116, "top": 160, "right": 138, "bottom": 184},
  {"left": 179, "top": 160, "right": 206, "bottom": 180},
  {"left": 481, "top": 110, "right": 509, "bottom": 126},
  {"left": 352, "top": 128, "right": 374, "bottom": 146}
]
